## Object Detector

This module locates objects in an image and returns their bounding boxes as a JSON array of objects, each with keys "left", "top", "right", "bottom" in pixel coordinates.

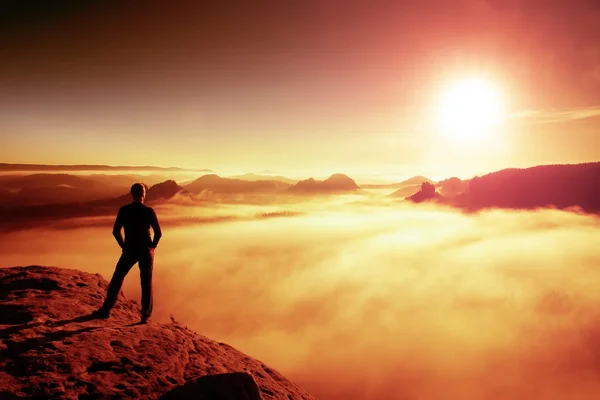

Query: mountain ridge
[
  {"left": 287, "top": 174, "right": 360, "bottom": 194},
  {"left": 0, "top": 163, "right": 212, "bottom": 173},
  {"left": 184, "top": 175, "right": 291, "bottom": 194}
]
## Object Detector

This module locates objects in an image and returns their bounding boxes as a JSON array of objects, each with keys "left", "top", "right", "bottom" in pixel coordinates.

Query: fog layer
[{"left": 2, "top": 202, "right": 600, "bottom": 399}]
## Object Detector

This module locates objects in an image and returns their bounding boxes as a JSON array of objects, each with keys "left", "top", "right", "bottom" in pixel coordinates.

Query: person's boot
[
  {"left": 141, "top": 314, "right": 150, "bottom": 324},
  {"left": 91, "top": 307, "right": 110, "bottom": 319}
]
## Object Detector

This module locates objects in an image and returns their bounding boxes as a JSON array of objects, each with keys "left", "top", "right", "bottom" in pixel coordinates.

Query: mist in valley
[{"left": 2, "top": 198, "right": 600, "bottom": 399}]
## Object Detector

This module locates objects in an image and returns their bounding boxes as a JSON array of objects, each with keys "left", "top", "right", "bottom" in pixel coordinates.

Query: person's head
[{"left": 130, "top": 183, "right": 147, "bottom": 202}]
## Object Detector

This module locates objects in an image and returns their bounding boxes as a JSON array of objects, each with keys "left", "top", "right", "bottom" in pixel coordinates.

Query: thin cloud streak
[{"left": 513, "top": 106, "right": 600, "bottom": 124}]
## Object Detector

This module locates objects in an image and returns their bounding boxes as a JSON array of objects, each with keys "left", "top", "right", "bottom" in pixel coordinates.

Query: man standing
[{"left": 93, "top": 183, "right": 162, "bottom": 324}]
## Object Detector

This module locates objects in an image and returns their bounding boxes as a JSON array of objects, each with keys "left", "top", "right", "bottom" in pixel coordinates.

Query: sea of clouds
[{"left": 2, "top": 198, "right": 600, "bottom": 399}]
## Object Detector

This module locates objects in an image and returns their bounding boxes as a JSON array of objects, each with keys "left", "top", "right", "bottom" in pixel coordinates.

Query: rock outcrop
[
  {"left": 435, "top": 177, "right": 469, "bottom": 198},
  {"left": 112, "top": 180, "right": 186, "bottom": 204},
  {"left": 0, "top": 266, "right": 317, "bottom": 400},
  {"left": 146, "top": 180, "right": 186, "bottom": 202},
  {"left": 406, "top": 182, "right": 444, "bottom": 203}
]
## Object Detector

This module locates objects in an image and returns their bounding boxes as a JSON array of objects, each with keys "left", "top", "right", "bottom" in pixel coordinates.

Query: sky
[{"left": 1, "top": 0, "right": 599, "bottom": 179}]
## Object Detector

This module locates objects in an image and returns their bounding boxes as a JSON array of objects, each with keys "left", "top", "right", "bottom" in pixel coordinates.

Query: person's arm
[
  {"left": 150, "top": 209, "right": 162, "bottom": 249},
  {"left": 112, "top": 208, "right": 125, "bottom": 249}
]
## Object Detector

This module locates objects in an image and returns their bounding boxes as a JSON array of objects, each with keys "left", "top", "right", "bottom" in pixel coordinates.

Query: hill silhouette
[
  {"left": 184, "top": 175, "right": 291, "bottom": 194},
  {"left": 147, "top": 180, "right": 186, "bottom": 201},
  {"left": 435, "top": 177, "right": 470, "bottom": 198},
  {"left": 0, "top": 173, "right": 129, "bottom": 206},
  {"left": 406, "top": 182, "right": 444, "bottom": 203},
  {"left": 112, "top": 180, "right": 187, "bottom": 204},
  {"left": 287, "top": 174, "right": 359, "bottom": 194},
  {"left": 398, "top": 176, "right": 436, "bottom": 186},
  {"left": 461, "top": 162, "right": 600, "bottom": 212},
  {"left": 0, "top": 173, "right": 190, "bottom": 207},
  {"left": 0, "top": 266, "right": 316, "bottom": 399},
  {"left": 0, "top": 180, "right": 186, "bottom": 231},
  {"left": 2, "top": 163, "right": 599, "bottom": 228}
]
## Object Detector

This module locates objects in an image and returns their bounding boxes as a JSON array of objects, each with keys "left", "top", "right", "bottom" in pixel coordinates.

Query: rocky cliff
[{"left": 0, "top": 266, "right": 316, "bottom": 400}]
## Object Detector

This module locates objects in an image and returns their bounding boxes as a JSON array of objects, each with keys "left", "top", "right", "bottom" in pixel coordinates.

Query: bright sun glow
[{"left": 437, "top": 77, "right": 505, "bottom": 142}]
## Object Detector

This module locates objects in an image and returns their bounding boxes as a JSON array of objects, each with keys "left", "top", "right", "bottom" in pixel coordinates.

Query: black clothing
[
  {"left": 101, "top": 248, "right": 154, "bottom": 319},
  {"left": 100, "top": 201, "right": 161, "bottom": 319},
  {"left": 113, "top": 202, "right": 162, "bottom": 250}
]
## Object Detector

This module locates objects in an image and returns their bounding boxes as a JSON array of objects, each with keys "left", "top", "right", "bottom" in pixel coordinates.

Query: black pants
[{"left": 101, "top": 248, "right": 154, "bottom": 318}]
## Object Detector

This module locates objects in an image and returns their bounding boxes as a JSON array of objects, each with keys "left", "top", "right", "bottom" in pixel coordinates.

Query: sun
[{"left": 436, "top": 77, "right": 505, "bottom": 142}]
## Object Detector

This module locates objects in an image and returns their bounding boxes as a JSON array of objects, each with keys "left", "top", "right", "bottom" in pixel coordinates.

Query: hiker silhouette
[{"left": 93, "top": 183, "right": 162, "bottom": 323}]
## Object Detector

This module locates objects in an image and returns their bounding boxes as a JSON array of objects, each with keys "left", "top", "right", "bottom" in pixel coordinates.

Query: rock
[
  {"left": 406, "top": 182, "right": 444, "bottom": 203},
  {"left": 0, "top": 266, "right": 317, "bottom": 400},
  {"left": 159, "top": 372, "right": 262, "bottom": 400},
  {"left": 436, "top": 177, "right": 469, "bottom": 198},
  {"left": 146, "top": 180, "right": 185, "bottom": 201}
]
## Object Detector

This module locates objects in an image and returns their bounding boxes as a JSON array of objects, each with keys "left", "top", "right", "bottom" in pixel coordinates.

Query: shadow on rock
[
  {"left": 0, "top": 304, "right": 35, "bottom": 325},
  {"left": 47, "top": 313, "right": 100, "bottom": 328},
  {"left": 0, "top": 322, "right": 43, "bottom": 338},
  {"left": 1, "top": 326, "right": 99, "bottom": 361}
]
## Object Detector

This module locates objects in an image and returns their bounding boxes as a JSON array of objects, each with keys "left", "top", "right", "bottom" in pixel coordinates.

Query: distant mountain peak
[
  {"left": 324, "top": 173, "right": 345, "bottom": 180},
  {"left": 183, "top": 174, "right": 291, "bottom": 194},
  {"left": 193, "top": 174, "right": 222, "bottom": 182},
  {"left": 146, "top": 180, "right": 184, "bottom": 201},
  {"left": 288, "top": 173, "right": 359, "bottom": 193},
  {"left": 407, "top": 182, "right": 444, "bottom": 203}
]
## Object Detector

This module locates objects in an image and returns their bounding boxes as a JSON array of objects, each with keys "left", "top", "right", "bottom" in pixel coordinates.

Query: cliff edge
[{"left": 0, "top": 266, "right": 317, "bottom": 400}]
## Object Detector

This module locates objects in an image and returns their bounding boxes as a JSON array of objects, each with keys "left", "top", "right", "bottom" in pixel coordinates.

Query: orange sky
[{"left": 1, "top": 1, "right": 599, "bottom": 179}]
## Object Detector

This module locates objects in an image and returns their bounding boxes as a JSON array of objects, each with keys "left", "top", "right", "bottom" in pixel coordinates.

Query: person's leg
[
  {"left": 138, "top": 248, "right": 154, "bottom": 322},
  {"left": 98, "top": 251, "right": 137, "bottom": 315}
]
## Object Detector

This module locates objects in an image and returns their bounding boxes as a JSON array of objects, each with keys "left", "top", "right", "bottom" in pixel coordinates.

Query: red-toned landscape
[
  {"left": 2, "top": 1, "right": 600, "bottom": 399},
  {"left": 2, "top": 162, "right": 600, "bottom": 399}
]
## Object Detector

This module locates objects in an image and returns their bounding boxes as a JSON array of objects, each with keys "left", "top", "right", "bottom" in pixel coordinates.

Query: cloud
[
  {"left": 1, "top": 200, "right": 600, "bottom": 399},
  {"left": 513, "top": 106, "right": 600, "bottom": 124}
]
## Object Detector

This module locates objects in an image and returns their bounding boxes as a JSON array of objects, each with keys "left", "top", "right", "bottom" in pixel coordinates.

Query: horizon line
[{"left": 0, "top": 162, "right": 212, "bottom": 172}]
